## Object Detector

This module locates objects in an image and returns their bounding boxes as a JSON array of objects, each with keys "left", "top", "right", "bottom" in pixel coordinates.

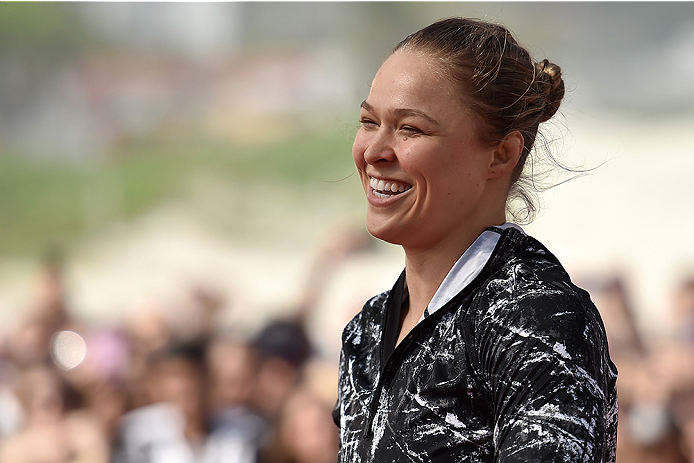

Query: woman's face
[{"left": 352, "top": 51, "right": 498, "bottom": 250}]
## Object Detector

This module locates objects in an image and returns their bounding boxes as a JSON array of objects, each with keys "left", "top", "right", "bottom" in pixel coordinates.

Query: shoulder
[
  {"left": 341, "top": 290, "right": 389, "bottom": 349},
  {"left": 477, "top": 234, "right": 600, "bottom": 330},
  {"left": 468, "top": 234, "right": 618, "bottom": 461},
  {"left": 470, "top": 234, "right": 613, "bottom": 380}
]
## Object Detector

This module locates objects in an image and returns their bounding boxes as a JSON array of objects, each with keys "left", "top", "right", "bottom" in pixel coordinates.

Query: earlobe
[{"left": 488, "top": 131, "right": 523, "bottom": 179}]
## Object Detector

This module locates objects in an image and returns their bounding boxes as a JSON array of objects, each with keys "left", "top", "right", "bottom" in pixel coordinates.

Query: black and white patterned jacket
[{"left": 335, "top": 226, "right": 618, "bottom": 462}]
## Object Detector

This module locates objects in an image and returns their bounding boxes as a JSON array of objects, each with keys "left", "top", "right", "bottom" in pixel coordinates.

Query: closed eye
[
  {"left": 401, "top": 125, "right": 424, "bottom": 135},
  {"left": 360, "top": 118, "right": 378, "bottom": 128}
]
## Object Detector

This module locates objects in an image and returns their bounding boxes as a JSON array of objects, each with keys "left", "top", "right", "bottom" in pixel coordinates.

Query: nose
[{"left": 362, "top": 128, "right": 396, "bottom": 165}]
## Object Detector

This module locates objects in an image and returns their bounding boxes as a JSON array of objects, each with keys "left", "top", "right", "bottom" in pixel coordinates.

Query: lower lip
[{"left": 366, "top": 187, "right": 410, "bottom": 206}]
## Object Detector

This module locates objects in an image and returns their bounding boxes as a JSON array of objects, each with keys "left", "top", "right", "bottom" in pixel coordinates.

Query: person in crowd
[
  {"left": 334, "top": 17, "right": 618, "bottom": 462},
  {"left": 204, "top": 334, "right": 266, "bottom": 463},
  {"left": 0, "top": 362, "right": 109, "bottom": 463},
  {"left": 260, "top": 385, "right": 338, "bottom": 463},
  {"left": 586, "top": 276, "right": 688, "bottom": 462},
  {"left": 251, "top": 319, "right": 312, "bottom": 422},
  {"left": 655, "top": 277, "right": 694, "bottom": 462},
  {"left": 114, "top": 345, "right": 208, "bottom": 463}
]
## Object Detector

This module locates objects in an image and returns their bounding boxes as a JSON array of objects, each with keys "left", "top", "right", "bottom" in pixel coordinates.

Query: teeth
[{"left": 369, "top": 177, "right": 411, "bottom": 196}]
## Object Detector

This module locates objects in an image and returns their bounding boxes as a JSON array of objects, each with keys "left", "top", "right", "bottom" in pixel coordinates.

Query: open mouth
[{"left": 369, "top": 177, "right": 412, "bottom": 199}]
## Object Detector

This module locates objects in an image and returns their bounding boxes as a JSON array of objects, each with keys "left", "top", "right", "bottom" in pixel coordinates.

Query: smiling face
[{"left": 353, "top": 51, "right": 507, "bottom": 251}]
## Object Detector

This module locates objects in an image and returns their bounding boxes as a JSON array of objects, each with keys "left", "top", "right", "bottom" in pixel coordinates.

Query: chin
[{"left": 365, "top": 217, "right": 404, "bottom": 246}]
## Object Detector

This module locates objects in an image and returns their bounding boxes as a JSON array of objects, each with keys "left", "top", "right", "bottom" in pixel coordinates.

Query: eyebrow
[{"left": 360, "top": 100, "right": 441, "bottom": 128}]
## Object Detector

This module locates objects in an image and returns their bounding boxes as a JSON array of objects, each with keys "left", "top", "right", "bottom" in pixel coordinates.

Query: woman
[{"left": 334, "top": 18, "right": 618, "bottom": 462}]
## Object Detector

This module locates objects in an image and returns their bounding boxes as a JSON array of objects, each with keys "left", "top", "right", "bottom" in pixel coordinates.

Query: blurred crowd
[
  {"left": 2, "top": 232, "right": 694, "bottom": 462},
  {"left": 590, "top": 274, "right": 694, "bottom": 462},
  {"left": 0, "top": 228, "right": 378, "bottom": 463}
]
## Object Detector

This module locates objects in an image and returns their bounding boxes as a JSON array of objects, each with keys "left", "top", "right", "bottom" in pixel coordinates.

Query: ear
[{"left": 488, "top": 131, "right": 523, "bottom": 179}]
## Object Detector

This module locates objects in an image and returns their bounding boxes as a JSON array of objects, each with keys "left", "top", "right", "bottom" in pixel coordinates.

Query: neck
[{"left": 403, "top": 225, "right": 485, "bottom": 318}]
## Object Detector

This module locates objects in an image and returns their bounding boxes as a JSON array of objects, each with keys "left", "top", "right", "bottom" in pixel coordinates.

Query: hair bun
[{"left": 536, "top": 59, "right": 565, "bottom": 123}]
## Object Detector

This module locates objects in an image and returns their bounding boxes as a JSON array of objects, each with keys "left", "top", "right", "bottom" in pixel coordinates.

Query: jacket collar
[{"left": 425, "top": 223, "right": 524, "bottom": 319}]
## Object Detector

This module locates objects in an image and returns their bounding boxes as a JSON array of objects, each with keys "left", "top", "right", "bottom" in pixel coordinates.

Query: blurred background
[{"left": 0, "top": 2, "right": 693, "bottom": 462}]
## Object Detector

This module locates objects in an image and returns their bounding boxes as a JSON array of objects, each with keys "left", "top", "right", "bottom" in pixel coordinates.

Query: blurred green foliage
[
  {"left": 0, "top": 3, "right": 95, "bottom": 56},
  {"left": 0, "top": 133, "right": 356, "bottom": 257},
  {"left": 0, "top": 3, "right": 363, "bottom": 259},
  {"left": 0, "top": 3, "right": 68, "bottom": 42}
]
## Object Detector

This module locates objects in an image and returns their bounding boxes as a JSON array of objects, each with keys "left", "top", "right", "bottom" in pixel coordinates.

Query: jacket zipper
[{"left": 360, "top": 227, "right": 519, "bottom": 439}]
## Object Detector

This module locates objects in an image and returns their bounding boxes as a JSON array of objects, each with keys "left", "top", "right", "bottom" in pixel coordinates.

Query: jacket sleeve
[{"left": 468, "top": 278, "right": 618, "bottom": 462}]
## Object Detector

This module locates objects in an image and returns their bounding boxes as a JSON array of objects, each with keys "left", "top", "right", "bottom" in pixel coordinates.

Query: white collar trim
[{"left": 423, "top": 223, "right": 524, "bottom": 320}]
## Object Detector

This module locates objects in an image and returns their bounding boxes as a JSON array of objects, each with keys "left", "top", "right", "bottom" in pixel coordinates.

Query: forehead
[{"left": 366, "top": 51, "right": 463, "bottom": 117}]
